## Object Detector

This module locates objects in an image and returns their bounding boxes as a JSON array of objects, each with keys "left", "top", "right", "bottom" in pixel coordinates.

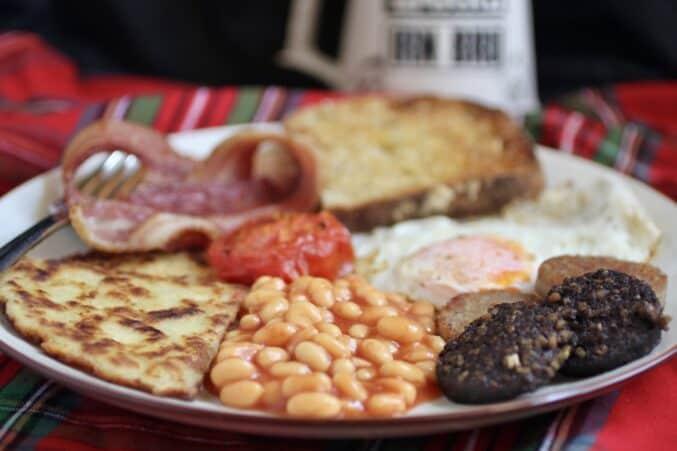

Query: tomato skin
[{"left": 207, "top": 212, "right": 355, "bottom": 284}]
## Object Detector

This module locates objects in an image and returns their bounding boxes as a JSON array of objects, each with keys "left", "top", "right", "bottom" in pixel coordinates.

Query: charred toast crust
[
  {"left": 334, "top": 169, "right": 543, "bottom": 231},
  {"left": 285, "top": 96, "right": 542, "bottom": 231}
]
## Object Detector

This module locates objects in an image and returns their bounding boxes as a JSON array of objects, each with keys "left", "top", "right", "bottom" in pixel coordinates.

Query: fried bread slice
[
  {"left": 0, "top": 252, "right": 242, "bottom": 398},
  {"left": 285, "top": 96, "right": 543, "bottom": 230}
]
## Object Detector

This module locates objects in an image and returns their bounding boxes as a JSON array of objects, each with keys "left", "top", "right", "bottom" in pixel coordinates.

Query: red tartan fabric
[
  {"left": 0, "top": 32, "right": 675, "bottom": 450},
  {"left": 595, "top": 362, "right": 677, "bottom": 451},
  {"left": 528, "top": 85, "right": 677, "bottom": 200}
]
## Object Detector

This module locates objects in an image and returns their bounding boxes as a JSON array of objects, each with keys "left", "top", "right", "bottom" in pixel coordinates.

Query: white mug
[{"left": 278, "top": 0, "right": 539, "bottom": 116}]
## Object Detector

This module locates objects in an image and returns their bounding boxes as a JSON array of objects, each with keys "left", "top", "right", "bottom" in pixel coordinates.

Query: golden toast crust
[{"left": 285, "top": 96, "right": 542, "bottom": 230}]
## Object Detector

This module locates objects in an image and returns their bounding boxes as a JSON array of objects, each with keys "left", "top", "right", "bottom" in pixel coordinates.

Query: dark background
[{"left": 2, "top": 0, "right": 676, "bottom": 101}]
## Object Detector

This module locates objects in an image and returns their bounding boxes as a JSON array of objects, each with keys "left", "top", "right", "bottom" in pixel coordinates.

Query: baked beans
[
  {"left": 356, "top": 367, "right": 377, "bottom": 381},
  {"left": 334, "top": 373, "right": 367, "bottom": 401},
  {"left": 333, "top": 301, "right": 362, "bottom": 320},
  {"left": 252, "top": 321, "right": 297, "bottom": 346},
  {"left": 211, "top": 275, "right": 441, "bottom": 418},
  {"left": 287, "top": 392, "right": 341, "bottom": 418},
  {"left": 294, "top": 341, "right": 332, "bottom": 371},
  {"left": 255, "top": 347, "right": 289, "bottom": 368},
  {"left": 219, "top": 380, "right": 264, "bottom": 408},
  {"left": 378, "top": 378, "right": 417, "bottom": 405},
  {"left": 348, "top": 324, "right": 369, "bottom": 338},
  {"left": 366, "top": 393, "right": 406, "bottom": 416},
  {"left": 239, "top": 313, "right": 261, "bottom": 330},
  {"left": 376, "top": 317, "right": 423, "bottom": 343},
  {"left": 261, "top": 380, "right": 283, "bottom": 406},
  {"left": 415, "top": 361, "right": 437, "bottom": 383},
  {"left": 380, "top": 360, "right": 426, "bottom": 385},
  {"left": 359, "top": 338, "right": 393, "bottom": 365},
  {"left": 281, "top": 373, "right": 332, "bottom": 397},
  {"left": 330, "top": 358, "right": 356, "bottom": 375},
  {"left": 317, "top": 323, "right": 342, "bottom": 337}
]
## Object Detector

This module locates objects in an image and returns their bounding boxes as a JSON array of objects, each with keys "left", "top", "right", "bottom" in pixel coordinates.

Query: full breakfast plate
[{"left": 0, "top": 118, "right": 676, "bottom": 438}]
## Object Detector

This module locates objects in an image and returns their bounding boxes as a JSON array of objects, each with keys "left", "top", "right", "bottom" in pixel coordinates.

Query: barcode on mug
[
  {"left": 390, "top": 28, "right": 438, "bottom": 64},
  {"left": 453, "top": 29, "right": 501, "bottom": 65}
]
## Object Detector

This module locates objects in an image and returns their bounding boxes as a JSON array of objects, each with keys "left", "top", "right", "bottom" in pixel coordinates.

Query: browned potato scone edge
[{"left": 436, "top": 289, "right": 539, "bottom": 341}]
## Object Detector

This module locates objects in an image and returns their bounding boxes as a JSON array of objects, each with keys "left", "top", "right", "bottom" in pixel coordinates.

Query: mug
[{"left": 278, "top": 0, "right": 539, "bottom": 116}]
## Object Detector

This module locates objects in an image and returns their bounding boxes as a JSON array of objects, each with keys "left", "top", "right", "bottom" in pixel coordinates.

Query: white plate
[{"left": 0, "top": 124, "right": 675, "bottom": 438}]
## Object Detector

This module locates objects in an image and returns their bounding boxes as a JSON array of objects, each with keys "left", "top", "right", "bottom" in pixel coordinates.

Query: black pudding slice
[
  {"left": 546, "top": 269, "right": 669, "bottom": 377},
  {"left": 436, "top": 302, "right": 573, "bottom": 404}
]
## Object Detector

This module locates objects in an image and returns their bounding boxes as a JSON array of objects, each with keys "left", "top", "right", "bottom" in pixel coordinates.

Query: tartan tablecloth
[{"left": 0, "top": 32, "right": 675, "bottom": 451}]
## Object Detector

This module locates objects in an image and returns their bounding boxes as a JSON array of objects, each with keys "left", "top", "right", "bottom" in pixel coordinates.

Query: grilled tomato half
[{"left": 207, "top": 211, "right": 354, "bottom": 284}]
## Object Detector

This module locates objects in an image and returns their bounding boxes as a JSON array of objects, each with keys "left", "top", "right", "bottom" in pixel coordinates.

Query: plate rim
[{"left": 0, "top": 124, "right": 675, "bottom": 437}]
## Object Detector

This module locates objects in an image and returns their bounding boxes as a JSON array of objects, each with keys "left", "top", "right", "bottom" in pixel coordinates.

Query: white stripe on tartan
[
  {"left": 586, "top": 89, "right": 622, "bottom": 128},
  {"left": 617, "top": 125, "right": 640, "bottom": 174},
  {"left": 253, "top": 87, "right": 281, "bottom": 122},
  {"left": 539, "top": 408, "right": 566, "bottom": 451},
  {"left": 178, "top": 87, "right": 210, "bottom": 131},
  {"left": 463, "top": 429, "right": 479, "bottom": 451},
  {"left": 265, "top": 88, "right": 286, "bottom": 121},
  {"left": 112, "top": 96, "right": 131, "bottom": 120},
  {"left": 560, "top": 112, "right": 585, "bottom": 153},
  {"left": 102, "top": 97, "right": 123, "bottom": 120},
  {"left": 0, "top": 380, "right": 54, "bottom": 441},
  {"left": 552, "top": 404, "right": 579, "bottom": 451}
]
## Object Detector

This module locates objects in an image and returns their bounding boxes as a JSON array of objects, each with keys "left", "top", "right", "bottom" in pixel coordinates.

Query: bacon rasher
[{"left": 62, "top": 121, "right": 318, "bottom": 252}]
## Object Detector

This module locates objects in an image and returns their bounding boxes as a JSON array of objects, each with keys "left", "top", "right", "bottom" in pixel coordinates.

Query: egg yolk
[{"left": 393, "top": 235, "right": 533, "bottom": 305}]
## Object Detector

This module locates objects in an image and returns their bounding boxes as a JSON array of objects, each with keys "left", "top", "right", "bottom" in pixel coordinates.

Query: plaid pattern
[
  {"left": 0, "top": 32, "right": 675, "bottom": 450},
  {"left": 525, "top": 86, "right": 677, "bottom": 200}
]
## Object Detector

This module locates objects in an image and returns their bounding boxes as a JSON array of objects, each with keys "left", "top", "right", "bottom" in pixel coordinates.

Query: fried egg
[{"left": 353, "top": 179, "right": 661, "bottom": 306}]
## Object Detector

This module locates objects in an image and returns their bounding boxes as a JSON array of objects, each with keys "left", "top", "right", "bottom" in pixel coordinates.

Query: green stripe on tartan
[
  {"left": 125, "top": 95, "right": 162, "bottom": 125},
  {"left": 595, "top": 126, "right": 622, "bottom": 166},
  {"left": 5, "top": 384, "right": 66, "bottom": 443},
  {"left": 524, "top": 111, "right": 543, "bottom": 142},
  {"left": 4, "top": 389, "right": 98, "bottom": 449},
  {"left": 0, "top": 368, "right": 48, "bottom": 422},
  {"left": 20, "top": 389, "right": 80, "bottom": 441},
  {"left": 227, "top": 87, "right": 262, "bottom": 124}
]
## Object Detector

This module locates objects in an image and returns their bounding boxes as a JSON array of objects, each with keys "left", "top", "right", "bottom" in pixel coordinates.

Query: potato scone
[
  {"left": 0, "top": 252, "right": 242, "bottom": 398},
  {"left": 285, "top": 96, "right": 543, "bottom": 230}
]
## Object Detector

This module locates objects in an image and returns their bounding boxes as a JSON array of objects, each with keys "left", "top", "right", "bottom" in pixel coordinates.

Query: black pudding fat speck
[
  {"left": 436, "top": 302, "right": 573, "bottom": 404},
  {"left": 546, "top": 269, "right": 669, "bottom": 377}
]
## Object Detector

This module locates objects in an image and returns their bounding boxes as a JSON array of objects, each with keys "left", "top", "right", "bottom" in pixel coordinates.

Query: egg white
[{"left": 352, "top": 179, "right": 661, "bottom": 303}]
